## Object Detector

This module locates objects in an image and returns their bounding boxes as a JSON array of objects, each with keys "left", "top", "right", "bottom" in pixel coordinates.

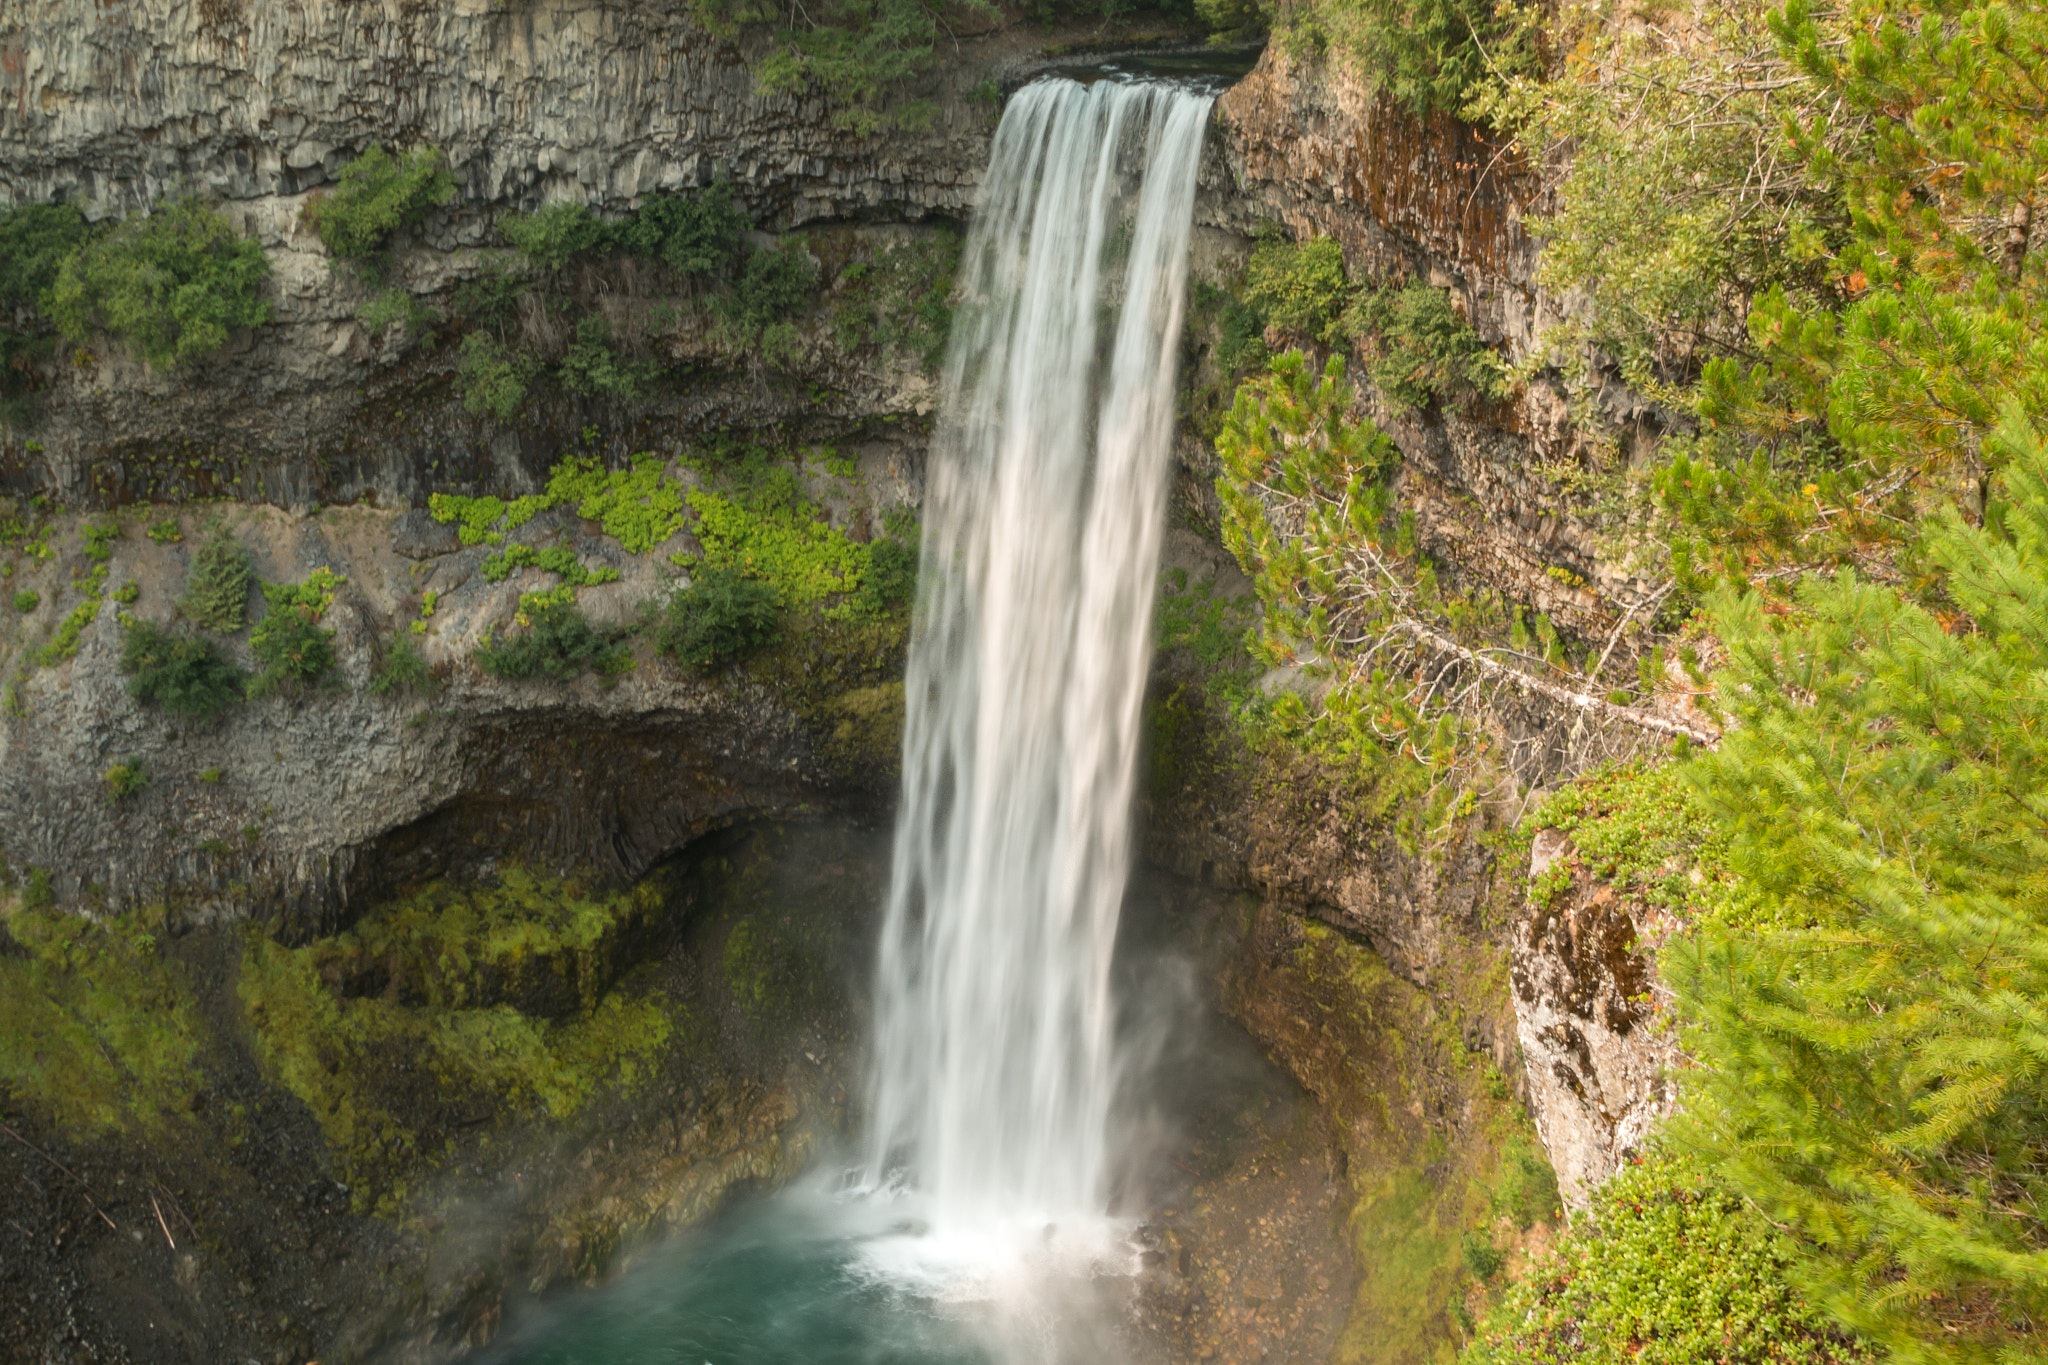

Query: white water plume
[{"left": 864, "top": 75, "right": 1215, "bottom": 1247}]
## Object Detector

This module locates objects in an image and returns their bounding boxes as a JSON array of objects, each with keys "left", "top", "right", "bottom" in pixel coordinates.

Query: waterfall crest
[{"left": 864, "top": 76, "right": 1214, "bottom": 1239}]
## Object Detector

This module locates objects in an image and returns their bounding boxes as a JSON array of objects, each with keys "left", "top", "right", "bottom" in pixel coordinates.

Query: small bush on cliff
[
  {"left": 1241, "top": 234, "right": 1351, "bottom": 347},
  {"left": 658, "top": 566, "right": 783, "bottom": 669},
  {"left": 47, "top": 199, "right": 271, "bottom": 368},
  {"left": 1468, "top": 1152, "right": 1865, "bottom": 1365},
  {"left": 475, "top": 591, "right": 628, "bottom": 680},
  {"left": 622, "top": 181, "right": 749, "bottom": 277},
  {"left": 179, "top": 523, "right": 254, "bottom": 631},
  {"left": 120, "top": 620, "right": 246, "bottom": 721},
  {"left": 370, "top": 636, "right": 439, "bottom": 697},
  {"left": 559, "top": 315, "right": 659, "bottom": 401},
  {"left": 500, "top": 202, "right": 610, "bottom": 272},
  {"left": 306, "top": 144, "right": 458, "bottom": 264},
  {"left": 0, "top": 203, "right": 87, "bottom": 311},
  {"left": 101, "top": 758, "right": 148, "bottom": 803},
  {"left": 719, "top": 240, "right": 820, "bottom": 359},
  {"left": 454, "top": 331, "right": 534, "bottom": 422},
  {"left": 1346, "top": 282, "right": 1507, "bottom": 413},
  {"left": 249, "top": 569, "right": 345, "bottom": 697}
]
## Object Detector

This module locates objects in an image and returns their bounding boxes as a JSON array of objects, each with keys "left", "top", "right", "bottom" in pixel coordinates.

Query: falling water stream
[{"left": 488, "top": 72, "right": 1216, "bottom": 1363}]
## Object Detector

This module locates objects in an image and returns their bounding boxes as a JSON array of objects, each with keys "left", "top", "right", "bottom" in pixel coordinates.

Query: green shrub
[
  {"left": 475, "top": 591, "right": 626, "bottom": 680},
  {"left": 657, "top": 566, "right": 782, "bottom": 669},
  {"left": 101, "top": 758, "right": 148, "bottom": 803},
  {"left": 47, "top": 199, "right": 271, "bottom": 368},
  {"left": 370, "top": 635, "right": 439, "bottom": 697},
  {"left": 1346, "top": 282, "right": 1506, "bottom": 412},
  {"left": 559, "top": 315, "right": 659, "bottom": 401},
  {"left": 305, "top": 144, "right": 457, "bottom": 262},
  {"left": 1242, "top": 234, "right": 1351, "bottom": 347},
  {"left": 20, "top": 867, "right": 54, "bottom": 911},
  {"left": 730, "top": 240, "right": 821, "bottom": 333},
  {"left": 249, "top": 568, "right": 344, "bottom": 696},
  {"left": 359, "top": 286, "right": 431, "bottom": 337},
  {"left": 850, "top": 530, "right": 918, "bottom": 617},
  {"left": 455, "top": 331, "right": 532, "bottom": 421},
  {"left": 619, "top": 181, "right": 749, "bottom": 276},
  {"left": 11, "top": 589, "right": 36, "bottom": 613},
  {"left": 0, "top": 203, "right": 88, "bottom": 310},
  {"left": 145, "top": 518, "right": 183, "bottom": 545},
  {"left": 1290, "top": 0, "right": 1536, "bottom": 119},
  {"left": 501, "top": 202, "right": 609, "bottom": 272},
  {"left": 120, "top": 620, "right": 246, "bottom": 721},
  {"left": 179, "top": 523, "right": 254, "bottom": 630},
  {"left": 1468, "top": 1152, "right": 1864, "bottom": 1365}
]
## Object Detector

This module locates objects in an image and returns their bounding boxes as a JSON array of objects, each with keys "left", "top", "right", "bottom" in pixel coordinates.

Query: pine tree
[{"left": 1673, "top": 409, "right": 2048, "bottom": 1365}]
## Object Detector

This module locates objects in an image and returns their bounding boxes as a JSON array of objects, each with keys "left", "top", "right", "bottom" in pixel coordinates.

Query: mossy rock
[{"left": 306, "top": 865, "right": 669, "bottom": 1019}]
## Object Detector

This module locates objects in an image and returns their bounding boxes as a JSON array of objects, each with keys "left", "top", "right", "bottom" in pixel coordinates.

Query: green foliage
[
  {"left": 1242, "top": 234, "right": 1352, "bottom": 347},
  {"left": 82, "top": 518, "right": 118, "bottom": 561},
  {"left": 0, "top": 202, "right": 87, "bottom": 310},
  {"left": 546, "top": 452, "right": 691, "bottom": 553},
  {"left": 1669, "top": 412, "right": 2048, "bottom": 1365},
  {"left": 11, "top": 589, "right": 36, "bottom": 613},
  {"left": 101, "top": 757, "right": 148, "bottom": 802},
  {"left": 503, "top": 183, "right": 749, "bottom": 278},
  {"left": 248, "top": 568, "right": 344, "bottom": 696},
  {"left": 1468, "top": 1152, "right": 1864, "bottom": 1365},
  {"left": 474, "top": 590, "right": 627, "bottom": 680},
  {"left": 830, "top": 230, "right": 961, "bottom": 370},
  {"left": 479, "top": 542, "right": 621, "bottom": 586},
  {"left": 723, "top": 240, "right": 821, "bottom": 347},
  {"left": 145, "top": 519, "right": 182, "bottom": 545},
  {"left": 700, "top": 0, "right": 993, "bottom": 135},
  {"left": 20, "top": 867, "right": 55, "bottom": 910},
  {"left": 1274, "top": 0, "right": 1537, "bottom": 119},
  {"left": 613, "top": 181, "right": 749, "bottom": 277},
  {"left": 1470, "top": 1, "right": 1845, "bottom": 400},
  {"left": 47, "top": 199, "right": 271, "bottom": 368},
  {"left": 358, "top": 286, "right": 431, "bottom": 337},
  {"left": 454, "top": 330, "right": 533, "bottom": 421},
  {"left": 558, "top": 314, "right": 659, "bottom": 401},
  {"left": 237, "top": 866, "right": 670, "bottom": 1216},
  {"left": 500, "top": 202, "right": 610, "bottom": 272},
  {"left": 0, "top": 909, "right": 205, "bottom": 1134},
  {"left": 851, "top": 529, "right": 919, "bottom": 618},
  {"left": 306, "top": 145, "right": 457, "bottom": 262},
  {"left": 179, "top": 523, "right": 253, "bottom": 630},
  {"left": 120, "top": 619, "right": 246, "bottom": 721},
  {"left": 370, "top": 635, "right": 439, "bottom": 697},
  {"left": 658, "top": 565, "right": 783, "bottom": 670},
  {"left": 1522, "top": 762, "right": 1763, "bottom": 926},
  {"left": 685, "top": 478, "right": 869, "bottom": 611},
  {"left": 1346, "top": 282, "right": 1507, "bottom": 412},
  {"left": 36, "top": 565, "right": 107, "bottom": 666}
]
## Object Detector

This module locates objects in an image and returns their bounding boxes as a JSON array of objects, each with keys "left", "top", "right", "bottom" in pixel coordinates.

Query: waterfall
[{"left": 864, "top": 76, "right": 1214, "bottom": 1242}]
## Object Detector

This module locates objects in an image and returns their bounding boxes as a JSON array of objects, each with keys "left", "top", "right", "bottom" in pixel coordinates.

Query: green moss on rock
[
  {"left": 0, "top": 909, "right": 205, "bottom": 1134},
  {"left": 236, "top": 866, "right": 675, "bottom": 1216}
]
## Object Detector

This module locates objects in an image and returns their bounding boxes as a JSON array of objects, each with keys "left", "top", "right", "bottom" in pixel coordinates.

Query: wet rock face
[
  {"left": 1510, "top": 829, "right": 1680, "bottom": 1210},
  {"left": 0, "top": 0, "right": 991, "bottom": 226}
]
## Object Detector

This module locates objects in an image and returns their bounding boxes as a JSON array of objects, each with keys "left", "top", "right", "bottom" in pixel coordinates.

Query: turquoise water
[{"left": 483, "top": 1186, "right": 1001, "bottom": 1365}]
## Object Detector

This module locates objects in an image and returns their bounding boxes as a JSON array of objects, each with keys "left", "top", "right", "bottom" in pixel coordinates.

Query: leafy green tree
[
  {"left": 249, "top": 569, "right": 344, "bottom": 696},
  {"left": 455, "top": 331, "right": 533, "bottom": 421},
  {"left": 1672, "top": 411, "right": 2048, "bottom": 1365},
  {"left": 120, "top": 621, "right": 246, "bottom": 721},
  {"left": 47, "top": 200, "right": 271, "bottom": 368},
  {"left": 306, "top": 144, "right": 458, "bottom": 262},
  {"left": 178, "top": 523, "right": 254, "bottom": 631},
  {"left": 0, "top": 203, "right": 87, "bottom": 310},
  {"left": 658, "top": 566, "right": 782, "bottom": 669}
]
